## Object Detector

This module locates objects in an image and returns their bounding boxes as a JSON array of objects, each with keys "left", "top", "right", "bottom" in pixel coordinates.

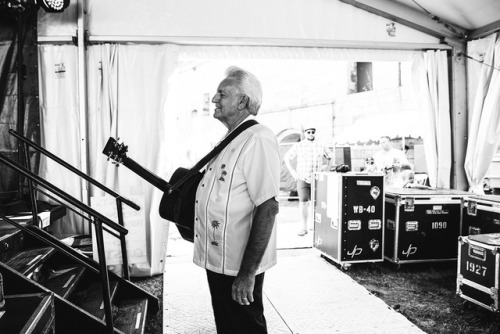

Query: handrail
[
  {"left": 32, "top": 186, "right": 121, "bottom": 239},
  {"left": 0, "top": 154, "right": 124, "bottom": 331},
  {"left": 0, "top": 212, "right": 101, "bottom": 274},
  {"left": 9, "top": 129, "right": 140, "bottom": 211},
  {"left": 0, "top": 154, "right": 128, "bottom": 235},
  {"left": 0, "top": 212, "right": 114, "bottom": 331},
  {"left": 12, "top": 129, "right": 131, "bottom": 279}
]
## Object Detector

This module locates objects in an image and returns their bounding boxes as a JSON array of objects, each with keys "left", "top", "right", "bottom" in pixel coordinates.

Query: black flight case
[
  {"left": 462, "top": 195, "right": 500, "bottom": 236},
  {"left": 384, "top": 188, "right": 468, "bottom": 265},
  {"left": 312, "top": 172, "right": 384, "bottom": 270},
  {"left": 457, "top": 233, "right": 500, "bottom": 312}
]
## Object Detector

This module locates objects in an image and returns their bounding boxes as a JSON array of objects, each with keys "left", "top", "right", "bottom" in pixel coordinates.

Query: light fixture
[
  {"left": 37, "top": 0, "right": 70, "bottom": 12},
  {"left": 0, "top": 0, "right": 70, "bottom": 12}
]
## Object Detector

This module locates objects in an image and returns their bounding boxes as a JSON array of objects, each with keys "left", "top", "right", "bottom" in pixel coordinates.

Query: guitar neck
[{"left": 121, "top": 157, "right": 171, "bottom": 192}]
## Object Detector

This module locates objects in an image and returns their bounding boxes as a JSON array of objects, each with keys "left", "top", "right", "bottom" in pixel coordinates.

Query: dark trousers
[{"left": 206, "top": 270, "right": 267, "bottom": 334}]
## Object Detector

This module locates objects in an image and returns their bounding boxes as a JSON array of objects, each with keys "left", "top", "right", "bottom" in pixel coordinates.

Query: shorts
[{"left": 296, "top": 180, "right": 311, "bottom": 202}]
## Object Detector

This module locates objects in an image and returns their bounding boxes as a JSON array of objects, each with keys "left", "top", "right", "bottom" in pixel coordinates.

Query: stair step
[
  {"left": 71, "top": 280, "right": 119, "bottom": 320},
  {"left": 0, "top": 228, "right": 23, "bottom": 262},
  {"left": 114, "top": 298, "right": 149, "bottom": 334},
  {"left": 43, "top": 264, "right": 86, "bottom": 299},
  {"left": 6, "top": 246, "right": 55, "bottom": 276},
  {"left": 0, "top": 293, "right": 55, "bottom": 334}
]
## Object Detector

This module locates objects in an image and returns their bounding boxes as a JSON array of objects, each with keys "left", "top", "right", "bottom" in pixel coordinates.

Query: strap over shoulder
[{"left": 169, "top": 119, "right": 258, "bottom": 193}]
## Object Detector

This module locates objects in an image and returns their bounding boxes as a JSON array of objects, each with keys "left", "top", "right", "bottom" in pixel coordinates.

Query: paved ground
[{"left": 163, "top": 201, "right": 426, "bottom": 333}]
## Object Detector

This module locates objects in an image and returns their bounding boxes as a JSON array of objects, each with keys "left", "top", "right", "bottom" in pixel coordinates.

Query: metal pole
[
  {"left": 94, "top": 219, "right": 114, "bottom": 333},
  {"left": 23, "top": 142, "right": 39, "bottom": 227},
  {"left": 116, "top": 199, "right": 130, "bottom": 280}
]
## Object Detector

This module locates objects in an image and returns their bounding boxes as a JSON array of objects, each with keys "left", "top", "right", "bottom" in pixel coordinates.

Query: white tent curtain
[
  {"left": 411, "top": 50, "right": 452, "bottom": 188},
  {"left": 38, "top": 45, "right": 89, "bottom": 237},
  {"left": 87, "top": 44, "right": 179, "bottom": 276},
  {"left": 464, "top": 33, "right": 500, "bottom": 194}
]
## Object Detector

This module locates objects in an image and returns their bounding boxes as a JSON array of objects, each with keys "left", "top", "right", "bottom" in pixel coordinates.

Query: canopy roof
[{"left": 335, "top": 113, "right": 422, "bottom": 144}]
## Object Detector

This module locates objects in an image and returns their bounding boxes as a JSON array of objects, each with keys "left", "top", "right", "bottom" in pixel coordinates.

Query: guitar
[{"left": 102, "top": 137, "right": 202, "bottom": 242}]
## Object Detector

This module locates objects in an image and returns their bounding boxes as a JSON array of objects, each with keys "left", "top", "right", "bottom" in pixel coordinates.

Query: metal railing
[{"left": 1, "top": 130, "right": 143, "bottom": 333}]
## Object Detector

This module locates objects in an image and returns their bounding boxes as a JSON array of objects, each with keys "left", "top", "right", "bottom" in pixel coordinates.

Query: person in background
[
  {"left": 373, "top": 136, "right": 409, "bottom": 186},
  {"left": 401, "top": 169, "right": 432, "bottom": 189},
  {"left": 284, "top": 126, "right": 333, "bottom": 236},
  {"left": 363, "top": 156, "right": 378, "bottom": 173},
  {"left": 194, "top": 66, "right": 281, "bottom": 333}
]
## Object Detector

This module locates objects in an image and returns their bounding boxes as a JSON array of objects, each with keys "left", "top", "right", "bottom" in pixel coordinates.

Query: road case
[
  {"left": 312, "top": 172, "right": 384, "bottom": 269},
  {"left": 457, "top": 233, "right": 500, "bottom": 312},
  {"left": 462, "top": 195, "right": 500, "bottom": 236},
  {"left": 384, "top": 188, "right": 467, "bottom": 265}
]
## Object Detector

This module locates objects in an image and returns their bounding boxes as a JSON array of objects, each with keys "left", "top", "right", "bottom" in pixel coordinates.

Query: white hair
[{"left": 225, "top": 66, "right": 263, "bottom": 115}]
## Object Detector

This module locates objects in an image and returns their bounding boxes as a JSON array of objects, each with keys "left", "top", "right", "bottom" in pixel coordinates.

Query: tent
[{"left": 2, "top": 0, "right": 500, "bottom": 276}]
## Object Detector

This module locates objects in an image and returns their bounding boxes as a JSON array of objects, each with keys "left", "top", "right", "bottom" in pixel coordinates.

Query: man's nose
[{"left": 212, "top": 94, "right": 219, "bottom": 103}]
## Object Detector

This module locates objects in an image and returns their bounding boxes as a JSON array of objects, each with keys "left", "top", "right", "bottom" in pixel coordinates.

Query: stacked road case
[
  {"left": 384, "top": 188, "right": 468, "bottom": 265},
  {"left": 312, "top": 172, "right": 384, "bottom": 269},
  {"left": 461, "top": 195, "right": 500, "bottom": 236},
  {"left": 457, "top": 233, "right": 500, "bottom": 312}
]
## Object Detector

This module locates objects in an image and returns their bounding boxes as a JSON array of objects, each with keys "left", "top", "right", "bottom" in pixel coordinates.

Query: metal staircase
[{"left": 0, "top": 130, "right": 159, "bottom": 333}]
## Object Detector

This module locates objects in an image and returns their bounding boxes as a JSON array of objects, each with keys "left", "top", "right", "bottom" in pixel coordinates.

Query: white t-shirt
[
  {"left": 193, "top": 123, "right": 281, "bottom": 276},
  {"left": 373, "top": 148, "right": 408, "bottom": 172}
]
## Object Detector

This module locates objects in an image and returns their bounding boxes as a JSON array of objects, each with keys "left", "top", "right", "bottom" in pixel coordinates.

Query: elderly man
[{"left": 193, "top": 66, "right": 281, "bottom": 333}]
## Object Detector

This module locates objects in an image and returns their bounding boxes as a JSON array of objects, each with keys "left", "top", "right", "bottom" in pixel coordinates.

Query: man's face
[
  {"left": 304, "top": 129, "right": 316, "bottom": 141},
  {"left": 380, "top": 137, "right": 392, "bottom": 151},
  {"left": 212, "top": 78, "right": 242, "bottom": 124}
]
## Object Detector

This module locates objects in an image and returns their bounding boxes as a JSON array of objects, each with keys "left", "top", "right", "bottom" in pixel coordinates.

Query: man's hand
[{"left": 232, "top": 273, "right": 255, "bottom": 306}]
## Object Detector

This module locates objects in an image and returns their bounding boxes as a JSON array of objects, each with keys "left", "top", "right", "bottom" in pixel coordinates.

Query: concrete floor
[{"left": 163, "top": 201, "right": 425, "bottom": 334}]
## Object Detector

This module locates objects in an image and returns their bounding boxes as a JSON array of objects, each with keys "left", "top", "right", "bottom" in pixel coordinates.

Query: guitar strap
[{"left": 168, "top": 119, "right": 258, "bottom": 193}]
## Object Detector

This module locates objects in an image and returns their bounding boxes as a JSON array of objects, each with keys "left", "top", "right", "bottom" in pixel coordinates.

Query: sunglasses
[{"left": 305, "top": 130, "right": 316, "bottom": 134}]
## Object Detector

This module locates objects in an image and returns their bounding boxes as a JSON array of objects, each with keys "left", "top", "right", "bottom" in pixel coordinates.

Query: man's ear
[{"left": 238, "top": 95, "right": 249, "bottom": 110}]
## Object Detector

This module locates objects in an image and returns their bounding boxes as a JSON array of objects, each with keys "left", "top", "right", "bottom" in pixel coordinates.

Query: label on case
[
  {"left": 402, "top": 244, "right": 417, "bottom": 257},
  {"left": 369, "top": 239, "right": 380, "bottom": 252},
  {"left": 405, "top": 221, "right": 419, "bottom": 231},
  {"left": 467, "top": 201, "right": 477, "bottom": 216},
  {"left": 370, "top": 186, "right": 381, "bottom": 199},
  {"left": 356, "top": 180, "right": 371, "bottom": 186},
  {"left": 347, "top": 245, "right": 363, "bottom": 258},
  {"left": 348, "top": 220, "right": 361, "bottom": 230},
  {"left": 404, "top": 198, "right": 415, "bottom": 211},
  {"left": 368, "top": 219, "right": 382, "bottom": 230}
]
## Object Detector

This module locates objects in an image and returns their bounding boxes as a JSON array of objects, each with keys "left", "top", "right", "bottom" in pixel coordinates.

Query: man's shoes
[{"left": 297, "top": 229, "right": 308, "bottom": 236}]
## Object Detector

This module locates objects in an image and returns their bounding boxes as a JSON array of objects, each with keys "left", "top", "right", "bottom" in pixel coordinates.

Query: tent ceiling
[
  {"left": 340, "top": 0, "right": 500, "bottom": 40},
  {"left": 391, "top": 0, "right": 500, "bottom": 31}
]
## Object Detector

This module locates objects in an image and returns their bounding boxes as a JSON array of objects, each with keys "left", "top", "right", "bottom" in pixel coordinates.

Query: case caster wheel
[{"left": 341, "top": 263, "right": 351, "bottom": 271}]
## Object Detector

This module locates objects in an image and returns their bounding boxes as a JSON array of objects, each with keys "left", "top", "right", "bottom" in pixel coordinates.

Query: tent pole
[{"left": 77, "top": 0, "right": 90, "bottom": 211}]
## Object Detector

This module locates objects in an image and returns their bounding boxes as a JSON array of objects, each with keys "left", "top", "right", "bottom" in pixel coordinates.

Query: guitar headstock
[{"left": 103, "top": 137, "right": 128, "bottom": 165}]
